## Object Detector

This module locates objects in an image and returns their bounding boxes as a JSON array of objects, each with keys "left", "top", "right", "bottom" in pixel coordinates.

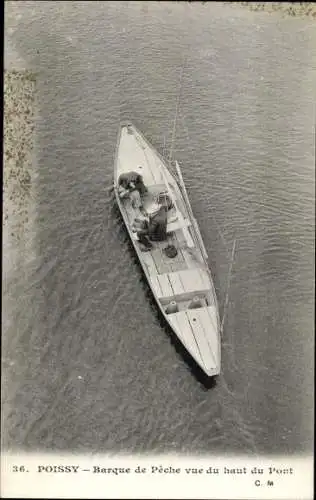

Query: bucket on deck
[{"left": 163, "top": 244, "right": 178, "bottom": 258}]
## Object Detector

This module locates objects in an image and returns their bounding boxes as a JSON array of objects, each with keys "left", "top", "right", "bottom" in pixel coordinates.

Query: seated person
[
  {"left": 132, "top": 216, "right": 152, "bottom": 250},
  {"left": 157, "top": 192, "right": 173, "bottom": 211},
  {"left": 131, "top": 205, "right": 167, "bottom": 249},
  {"left": 130, "top": 189, "right": 143, "bottom": 210},
  {"left": 118, "top": 171, "right": 147, "bottom": 196},
  {"left": 148, "top": 206, "right": 168, "bottom": 242},
  {"left": 118, "top": 171, "right": 147, "bottom": 211}
]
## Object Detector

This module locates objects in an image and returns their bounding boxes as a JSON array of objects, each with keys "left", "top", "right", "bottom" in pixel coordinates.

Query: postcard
[{"left": 2, "top": 1, "right": 314, "bottom": 498}]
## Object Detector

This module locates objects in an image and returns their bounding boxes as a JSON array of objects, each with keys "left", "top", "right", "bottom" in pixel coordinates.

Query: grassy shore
[
  {"left": 226, "top": 2, "right": 316, "bottom": 19},
  {"left": 3, "top": 70, "right": 36, "bottom": 242}
]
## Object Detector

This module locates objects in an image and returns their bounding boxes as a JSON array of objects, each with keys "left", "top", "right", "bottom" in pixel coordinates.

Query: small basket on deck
[{"left": 163, "top": 244, "right": 178, "bottom": 259}]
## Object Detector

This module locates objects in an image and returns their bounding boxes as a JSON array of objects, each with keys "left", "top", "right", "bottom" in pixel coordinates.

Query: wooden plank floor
[
  {"left": 150, "top": 236, "right": 186, "bottom": 275},
  {"left": 157, "top": 273, "right": 173, "bottom": 297},
  {"left": 186, "top": 309, "right": 217, "bottom": 369},
  {"left": 206, "top": 305, "right": 219, "bottom": 333},
  {"left": 170, "top": 260, "right": 186, "bottom": 273},
  {"left": 180, "top": 268, "right": 205, "bottom": 293},
  {"left": 149, "top": 274, "right": 162, "bottom": 296},
  {"left": 172, "top": 230, "right": 203, "bottom": 269},
  {"left": 168, "top": 272, "right": 185, "bottom": 296},
  {"left": 167, "top": 312, "right": 204, "bottom": 368},
  {"left": 142, "top": 252, "right": 158, "bottom": 275},
  {"left": 151, "top": 248, "right": 169, "bottom": 274},
  {"left": 198, "top": 306, "right": 218, "bottom": 344}
]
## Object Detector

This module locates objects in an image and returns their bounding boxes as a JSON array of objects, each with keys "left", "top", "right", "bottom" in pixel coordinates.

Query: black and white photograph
[{"left": 2, "top": 1, "right": 315, "bottom": 498}]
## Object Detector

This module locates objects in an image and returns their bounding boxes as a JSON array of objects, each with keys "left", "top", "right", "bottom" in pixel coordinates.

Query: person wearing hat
[{"left": 148, "top": 205, "right": 168, "bottom": 242}]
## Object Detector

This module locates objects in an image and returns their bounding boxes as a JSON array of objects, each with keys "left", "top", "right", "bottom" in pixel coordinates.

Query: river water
[{"left": 3, "top": 1, "right": 315, "bottom": 455}]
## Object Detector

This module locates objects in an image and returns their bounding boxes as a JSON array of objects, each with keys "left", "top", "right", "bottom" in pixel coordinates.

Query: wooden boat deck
[
  {"left": 117, "top": 126, "right": 188, "bottom": 215},
  {"left": 168, "top": 306, "right": 219, "bottom": 370},
  {"left": 121, "top": 192, "right": 204, "bottom": 276},
  {"left": 148, "top": 268, "right": 214, "bottom": 303},
  {"left": 114, "top": 122, "right": 221, "bottom": 376},
  {"left": 117, "top": 127, "right": 164, "bottom": 187},
  {"left": 117, "top": 125, "right": 214, "bottom": 307}
]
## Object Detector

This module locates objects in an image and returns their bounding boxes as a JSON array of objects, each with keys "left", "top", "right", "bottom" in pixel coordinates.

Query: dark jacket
[
  {"left": 148, "top": 206, "right": 168, "bottom": 241},
  {"left": 118, "top": 171, "right": 147, "bottom": 195}
]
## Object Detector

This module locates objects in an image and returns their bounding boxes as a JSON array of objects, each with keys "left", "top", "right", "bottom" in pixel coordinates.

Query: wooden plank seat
[
  {"left": 166, "top": 215, "right": 194, "bottom": 248},
  {"left": 167, "top": 217, "right": 191, "bottom": 233},
  {"left": 149, "top": 268, "right": 211, "bottom": 303}
]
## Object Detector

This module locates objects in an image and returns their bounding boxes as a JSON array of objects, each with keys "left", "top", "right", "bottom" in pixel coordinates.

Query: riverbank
[
  {"left": 3, "top": 69, "right": 36, "bottom": 283},
  {"left": 226, "top": 2, "right": 316, "bottom": 19}
]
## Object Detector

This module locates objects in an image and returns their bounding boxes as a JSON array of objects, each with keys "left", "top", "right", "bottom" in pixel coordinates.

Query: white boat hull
[{"left": 113, "top": 122, "right": 221, "bottom": 377}]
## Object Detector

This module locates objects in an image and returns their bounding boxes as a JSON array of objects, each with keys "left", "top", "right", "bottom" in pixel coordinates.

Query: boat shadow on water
[
  {"left": 112, "top": 200, "right": 217, "bottom": 390},
  {"left": 145, "top": 283, "right": 217, "bottom": 390},
  {"left": 152, "top": 301, "right": 218, "bottom": 391}
]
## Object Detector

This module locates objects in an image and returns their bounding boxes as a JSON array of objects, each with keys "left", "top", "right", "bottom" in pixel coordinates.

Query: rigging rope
[
  {"left": 168, "top": 52, "right": 189, "bottom": 164},
  {"left": 178, "top": 109, "right": 231, "bottom": 258}
]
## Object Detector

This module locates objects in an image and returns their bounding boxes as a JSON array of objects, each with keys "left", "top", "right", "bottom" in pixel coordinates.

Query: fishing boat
[{"left": 113, "top": 122, "right": 221, "bottom": 377}]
